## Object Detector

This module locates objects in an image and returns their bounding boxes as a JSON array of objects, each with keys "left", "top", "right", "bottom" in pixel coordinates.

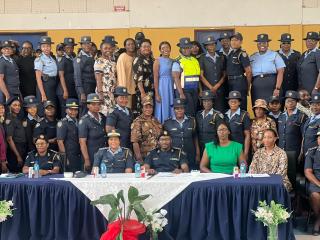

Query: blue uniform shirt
[
  {"left": 34, "top": 53, "right": 58, "bottom": 77},
  {"left": 250, "top": 50, "right": 285, "bottom": 77}
]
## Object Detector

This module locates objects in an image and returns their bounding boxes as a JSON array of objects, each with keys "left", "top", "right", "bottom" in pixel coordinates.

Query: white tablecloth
[{"left": 54, "top": 173, "right": 230, "bottom": 218}]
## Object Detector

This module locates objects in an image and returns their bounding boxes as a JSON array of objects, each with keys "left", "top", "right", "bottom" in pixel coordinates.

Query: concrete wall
[{"left": 0, "top": 0, "right": 319, "bottom": 30}]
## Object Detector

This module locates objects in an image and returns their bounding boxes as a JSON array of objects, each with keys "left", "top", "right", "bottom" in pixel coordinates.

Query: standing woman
[
  {"left": 199, "top": 36, "right": 227, "bottom": 113},
  {"left": 0, "top": 101, "right": 7, "bottom": 173},
  {"left": 154, "top": 41, "right": 174, "bottom": 123},
  {"left": 94, "top": 36, "right": 117, "bottom": 116},
  {"left": 5, "top": 97, "right": 27, "bottom": 172},
  {"left": 251, "top": 99, "right": 277, "bottom": 153},
  {"left": 34, "top": 36, "right": 58, "bottom": 114},
  {"left": 116, "top": 38, "right": 136, "bottom": 109},
  {"left": 132, "top": 39, "right": 154, "bottom": 117}
]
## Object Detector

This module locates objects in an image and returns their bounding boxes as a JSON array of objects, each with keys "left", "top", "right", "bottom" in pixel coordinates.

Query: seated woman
[
  {"left": 22, "top": 134, "right": 61, "bottom": 176},
  {"left": 200, "top": 122, "right": 245, "bottom": 174},
  {"left": 304, "top": 129, "right": 320, "bottom": 236},
  {"left": 250, "top": 128, "right": 292, "bottom": 192}
]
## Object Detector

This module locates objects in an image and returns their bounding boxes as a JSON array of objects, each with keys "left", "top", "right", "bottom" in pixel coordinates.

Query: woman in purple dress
[{"left": 154, "top": 41, "right": 174, "bottom": 123}]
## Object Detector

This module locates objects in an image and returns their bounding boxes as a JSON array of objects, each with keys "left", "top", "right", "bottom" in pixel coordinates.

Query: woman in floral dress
[{"left": 94, "top": 36, "right": 117, "bottom": 116}]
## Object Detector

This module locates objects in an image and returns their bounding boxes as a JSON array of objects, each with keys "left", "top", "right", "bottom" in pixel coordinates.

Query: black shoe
[{"left": 312, "top": 229, "right": 320, "bottom": 236}]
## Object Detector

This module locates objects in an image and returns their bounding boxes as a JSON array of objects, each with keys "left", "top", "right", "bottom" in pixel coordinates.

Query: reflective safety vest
[{"left": 176, "top": 55, "right": 200, "bottom": 89}]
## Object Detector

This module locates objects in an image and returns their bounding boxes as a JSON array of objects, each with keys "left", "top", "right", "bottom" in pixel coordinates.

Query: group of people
[{"left": 0, "top": 30, "right": 320, "bottom": 234}]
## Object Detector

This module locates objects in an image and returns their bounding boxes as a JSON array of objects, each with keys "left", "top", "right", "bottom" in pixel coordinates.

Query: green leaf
[
  {"left": 108, "top": 208, "right": 120, "bottom": 222},
  {"left": 136, "top": 194, "right": 151, "bottom": 201},
  {"left": 133, "top": 203, "right": 147, "bottom": 221},
  {"left": 128, "top": 186, "right": 139, "bottom": 204},
  {"left": 117, "top": 190, "right": 125, "bottom": 205},
  {"left": 91, "top": 194, "right": 119, "bottom": 209}
]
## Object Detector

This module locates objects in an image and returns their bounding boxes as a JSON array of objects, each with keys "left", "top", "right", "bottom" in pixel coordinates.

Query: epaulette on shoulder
[{"left": 306, "top": 146, "right": 318, "bottom": 156}]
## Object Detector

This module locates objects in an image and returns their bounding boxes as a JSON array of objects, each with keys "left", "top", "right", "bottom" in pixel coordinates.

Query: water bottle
[
  {"left": 134, "top": 162, "right": 141, "bottom": 178},
  {"left": 240, "top": 161, "right": 247, "bottom": 178},
  {"left": 34, "top": 161, "right": 40, "bottom": 179},
  {"left": 100, "top": 162, "right": 107, "bottom": 178}
]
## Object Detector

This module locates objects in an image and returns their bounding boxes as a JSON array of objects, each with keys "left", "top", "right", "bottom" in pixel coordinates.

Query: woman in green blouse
[{"left": 200, "top": 122, "right": 245, "bottom": 174}]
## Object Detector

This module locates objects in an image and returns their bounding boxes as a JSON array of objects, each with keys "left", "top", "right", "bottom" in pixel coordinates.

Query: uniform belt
[
  {"left": 228, "top": 75, "right": 244, "bottom": 80},
  {"left": 253, "top": 73, "right": 276, "bottom": 79}
]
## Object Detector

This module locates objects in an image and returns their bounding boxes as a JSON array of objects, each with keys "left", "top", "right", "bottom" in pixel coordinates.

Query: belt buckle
[{"left": 260, "top": 74, "right": 264, "bottom": 78}]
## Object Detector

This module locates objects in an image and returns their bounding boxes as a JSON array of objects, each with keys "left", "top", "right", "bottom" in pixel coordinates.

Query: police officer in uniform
[
  {"left": 33, "top": 100, "right": 58, "bottom": 151},
  {"left": 164, "top": 98, "right": 200, "bottom": 170},
  {"left": 196, "top": 90, "right": 224, "bottom": 154},
  {"left": 304, "top": 129, "right": 320, "bottom": 236},
  {"left": 297, "top": 32, "right": 320, "bottom": 95},
  {"left": 278, "top": 90, "right": 307, "bottom": 186},
  {"left": 57, "top": 37, "right": 78, "bottom": 118},
  {"left": 226, "top": 32, "right": 252, "bottom": 110},
  {"left": 217, "top": 32, "right": 232, "bottom": 57},
  {"left": 57, "top": 98, "right": 81, "bottom": 172},
  {"left": 79, "top": 93, "right": 106, "bottom": 172},
  {"left": 302, "top": 93, "right": 320, "bottom": 155},
  {"left": 23, "top": 95, "right": 42, "bottom": 152},
  {"left": 105, "top": 86, "right": 133, "bottom": 148},
  {"left": 144, "top": 130, "right": 189, "bottom": 173},
  {"left": 250, "top": 34, "right": 285, "bottom": 104},
  {"left": 172, "top": 38, "right": 201, "bottom": 117},
  {"left": 0, "top": 40, "right": 21, "bottom": 103},
  {"left": 277, "top": 33, "right": 301, "bottom": 97},
  {"left": 224, "top": 91, "right": 251, "bottom": 160},
  {"left": 34, "top": 36, "right": 58, "bottom": 115},
  {"left": 199, "top": 36, "right": 227, "bottom": 112},
  {"left": 93, "top": 129, "right": 134, "bottom": 173},
  {"left": 5, "top": 97, "right": 27, "bottom": 172},
  {"left": 23, "top": 134, "right": 62, "bottom": 176},
  {"left": 73, "top": 36, "right": 95, "bottom": 116}
]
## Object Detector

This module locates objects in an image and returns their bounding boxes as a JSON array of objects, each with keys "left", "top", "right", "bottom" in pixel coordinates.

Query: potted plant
[{"left": 92, "top": 186, "right": 168, "bottom": 240}]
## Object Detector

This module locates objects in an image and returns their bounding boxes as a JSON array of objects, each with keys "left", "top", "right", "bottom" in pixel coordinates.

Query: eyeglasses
[{"left": 35, "top": 142, "right": 47, "bottom": 147}]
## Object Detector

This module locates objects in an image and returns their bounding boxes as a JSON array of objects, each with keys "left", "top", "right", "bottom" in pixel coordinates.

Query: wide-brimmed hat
[
  {"left": 252, "top": 99, "right": 269, "bottom": 110},
  {"left": 23, "top": 95, "right": 38, "bottom": 108},
  {"left": 39, "top": 36, "right": 54, "bottom": 45},
  {"left": 278, "top": 33, "right": 294, "bottom": 42},
  {"left": 284, "top": 90, "right": 299, "bottom": 100},
  {"left": 303, "top": 32, "right": 319, "bottom": 41},
  {"left": 202, "top": 36, "right": 216, "bottom": 46},
  {"left": 230, "top": 32, "right": 243, "bottom": 41},
  {"left": 177, "top": 37, "right": 193, "bottom": 48},
  {"left": 114, "top": 86, "right": 130, "bottom": 97},
  {"left": 310, "top": 93, "right": 320, "bottom": 103},
  {"left": 86, "top": 93, "right": 101, "bottom": 103},
  {"left": 254, "top": 34, "right": 271, "bottom": 42},
  {"left": 63, "top": 37, "right": 77, "bottom": 46},
  {"left": 102, "top": 35, "right": 118, "bottom": 46},
  {"left": 142, "top": 95, "right": 153, "bottom": 106},
  {"left": 227, "top": 91, "right": 242, "bottom": 100},
  {"left": 200, "top": 90, "right": 215, "bottom": 100},
  {"left": 79, "top": 36, "right": 92, "bottom": 44}
]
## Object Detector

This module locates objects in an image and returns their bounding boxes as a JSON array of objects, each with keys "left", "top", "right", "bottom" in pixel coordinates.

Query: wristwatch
[{"left": 275, "top": 87, "right": 280, "bottom": 90}]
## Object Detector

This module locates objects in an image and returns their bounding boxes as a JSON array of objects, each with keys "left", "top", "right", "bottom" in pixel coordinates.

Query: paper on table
[{"left": 248, "top": 174, "right": 270, "bottom": 177}]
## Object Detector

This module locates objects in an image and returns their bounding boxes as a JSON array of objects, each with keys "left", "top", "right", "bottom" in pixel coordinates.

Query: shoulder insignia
[
  {"left": 306, "top": 146, "right": 317, "bottom": 156},
  {"left": 22, "top": 121, "right": 28, "bottom": 127},
  {"left": 57, "top": 121, "right": 63, "bottom": 128},
  {"left": 5, "top": 119, "right": 11, "bottom": 125}
]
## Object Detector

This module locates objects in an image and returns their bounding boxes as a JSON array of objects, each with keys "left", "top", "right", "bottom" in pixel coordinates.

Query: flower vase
[{"left": 267, "top": 225, "right": 278, "bottom": 240}]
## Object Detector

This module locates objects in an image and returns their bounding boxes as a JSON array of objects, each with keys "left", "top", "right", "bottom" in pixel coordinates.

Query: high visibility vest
[{"left": 176, "top": 55, "right": 200, "bottom": 89}]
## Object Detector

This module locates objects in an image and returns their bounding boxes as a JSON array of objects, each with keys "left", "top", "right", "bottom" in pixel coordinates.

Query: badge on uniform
[
  {"left": 23, "top": 121, "right": 27, "bottom": 127},
  {"left": 79, "top": 119, "right": 83, "bottom": 125},
  {"left": 57, "top": 122, "right": 62, "bottom": 128},
  {"left": 5, "top": 119, "right": 10, "bottom": 125},
  {"left": 242, "top": 52, "right": 247, "bottom": 57},
  {"left": 35, "top": 123, "right": 40, "bottom": 128},
  {"left": 77, "top": 58, "right": 81, "bottom": 63}
]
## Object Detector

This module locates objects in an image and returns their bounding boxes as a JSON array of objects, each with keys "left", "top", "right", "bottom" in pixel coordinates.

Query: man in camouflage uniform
[{"left": 131, "top": 95, "right": 162, "bottom": 163}]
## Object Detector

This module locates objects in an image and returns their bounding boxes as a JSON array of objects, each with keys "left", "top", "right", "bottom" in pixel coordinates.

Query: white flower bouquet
[
  {"left": 252, "top": 200, "right": 291, "bottom": 240},
  {"left": 143, "top": 209, "right": 168, "bottom": 240},
  {"left": 0, "top": 200, "right": 14, "bottom": 223}
]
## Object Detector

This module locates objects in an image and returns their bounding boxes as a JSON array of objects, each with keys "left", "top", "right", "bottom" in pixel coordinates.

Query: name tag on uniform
[
  {"left": 152, "top": 157, "right": 159, "bottom": 161},
  {"left": 117, "top": 158, "right": 125, "bottom": 162},
  {"left": 171, "top": 128, "right": 177, "bottom": 131},
  {"left": 170, "top": 158, "right": 179, "bottom": 161},
  {"left": 234, "top": 122, "right": 242, "bottom": 125},
  {"left": 187, "top": 128, "right": 193, "bottom": 130}
]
